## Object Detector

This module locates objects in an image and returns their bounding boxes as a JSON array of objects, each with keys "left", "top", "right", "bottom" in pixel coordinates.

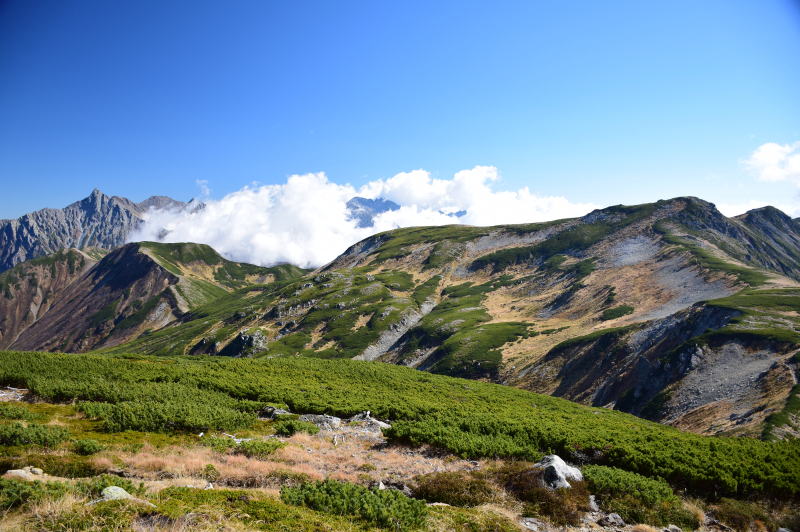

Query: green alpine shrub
[{"left": 281, "top": 479, "right": 428, "bottom": 530}]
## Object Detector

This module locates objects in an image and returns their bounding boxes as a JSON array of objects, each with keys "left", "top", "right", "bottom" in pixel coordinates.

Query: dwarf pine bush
[
  {"left": 0, "top": 422, "right": 69, "bottom": 447},
  {"left": 281, "top": 479, "right": 427, "bottom": 530},
  {"left": 0, "top": 350, "right": 798, "bottom": 499}
]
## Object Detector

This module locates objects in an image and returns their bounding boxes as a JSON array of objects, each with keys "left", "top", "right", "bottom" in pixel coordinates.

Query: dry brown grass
[
  {"left": 683, "top": 499, "right": 707, "bottom": 526},
  {"left": 118, "top": 444, "right": 322, "bottom": 488},
  {"left": 631, "top": 525, "right": 659, "bottom": 532},
  {"left": 110, "top": 428, "right": 480, "bottom": 493},
  {"left": 26, "top": 493, "right": 88, "bottom": 529}
]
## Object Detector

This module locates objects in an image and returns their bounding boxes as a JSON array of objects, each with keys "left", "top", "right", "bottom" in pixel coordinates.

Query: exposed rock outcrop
[{"left": 0, "top": 189, "right": 185, "bottom": 272}]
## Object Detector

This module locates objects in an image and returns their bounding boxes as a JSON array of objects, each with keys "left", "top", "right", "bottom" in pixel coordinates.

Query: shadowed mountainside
[{"left": 0, "top": 242, "right": 307, "bottom": 352}]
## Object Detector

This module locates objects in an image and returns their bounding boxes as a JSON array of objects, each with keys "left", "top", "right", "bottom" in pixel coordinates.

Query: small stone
[
  {"left": 520, "top": 517, "right": 545, "bottom": 531},
  {"left": 29, "top": 467, "right": 43, "bottom": 475},
  {"left": 664, "top": 525, "right": 682, "bottom": 532},
  {"left": 597, "top": 512, "right": 625, "bottom": 527},
  {"left": 589, "top": 494, "right": 600, "bottom": 512}
]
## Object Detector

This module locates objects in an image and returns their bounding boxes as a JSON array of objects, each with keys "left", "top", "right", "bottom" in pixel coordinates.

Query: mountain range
[{"left": 1, "top": 193, "right": 799, "bottom": 441}]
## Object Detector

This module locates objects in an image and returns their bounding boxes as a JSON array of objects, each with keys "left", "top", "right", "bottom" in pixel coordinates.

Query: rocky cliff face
[{"left": 0, "top": 189, "right": 185, "bottom": 272}]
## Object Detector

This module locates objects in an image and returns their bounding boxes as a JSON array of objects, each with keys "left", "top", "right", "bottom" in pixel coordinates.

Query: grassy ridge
[{"left": 0, "top": 350, "right": 797, "bottom": 499}]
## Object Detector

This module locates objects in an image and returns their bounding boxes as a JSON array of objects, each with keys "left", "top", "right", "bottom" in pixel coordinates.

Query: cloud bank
[
  {"left": 745, "top": 141, "right": 800, "bottom": 185},
  {"left": 130, "top": 166, "right": 597, "bottom": 268}
]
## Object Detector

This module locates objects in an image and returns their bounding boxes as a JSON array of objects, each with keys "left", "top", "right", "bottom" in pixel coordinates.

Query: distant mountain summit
[
  {"left": 0, "top": 189, "right": 185, "bottom": 272},
  {"left": 345, "top": 197, "right": 400, "bottom": 227}
]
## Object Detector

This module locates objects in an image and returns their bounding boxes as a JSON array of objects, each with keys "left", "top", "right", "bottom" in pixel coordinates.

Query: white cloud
[
  {"left": 745, "top": 141, "right": 800, "bottom": 184},
  {"left": 195, "top": 179, "right": 211, "bottom": 197},
  {"left": 129, "top": 166, "right": 596, "bottom": 268}
]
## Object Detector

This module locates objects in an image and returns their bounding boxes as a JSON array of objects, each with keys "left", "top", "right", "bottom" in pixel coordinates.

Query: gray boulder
[
  {"left": 299, "top": 414, "right": 341, "bottom": 430},
  {"left": 348, "top": 411, "right": 391, "bottom": 430},
  {"left": 88, "top": 486, "right": 156, "bottom": 507},
  {"left": 597, "top": 513, "right": 625, "bottom": 527}
]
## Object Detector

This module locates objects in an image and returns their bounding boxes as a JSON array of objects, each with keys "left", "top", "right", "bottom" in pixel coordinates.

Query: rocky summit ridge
[{"left": 0, "top": 189, "right": 186, "bottom": 272}]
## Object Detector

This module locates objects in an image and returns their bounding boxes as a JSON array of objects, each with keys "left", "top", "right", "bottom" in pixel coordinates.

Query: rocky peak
[
  {"left": 0, "top": 190, "right": 185, "bottom": 273},
  {"left": 736, "top": 205, "right": 798, "bottom": 230},
  {"left": 346, "top": 197, "right": 400, "bottom": 228}
]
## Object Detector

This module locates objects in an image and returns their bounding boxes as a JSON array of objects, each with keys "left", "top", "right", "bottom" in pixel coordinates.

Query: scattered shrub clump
[
  {"left": 584, "top": 465, "right": 699, "bottom": 528},
  {"left": 413, "top": 470, "right": 497, "bottom": 507},
  {"left": 0, "top": 478, "right": 69, "bottom": 509},
  {"left": 0, "top": 422, "right": 69, "bottom": 447},
  {"left": 711, "top": 498, "right": 776, "bottom": 532},
  {"left": 73, "top": 438, "right": 105, "bottom": 455},
  {"left": 235, "top": 439, "right": 285, "bottom": 459},
  {"left": 281, "top": 479, "right": 428, "bottom": 530},
  {"left": 0, "top": 403, "right": 36, "bottom": 420},
  {"left": 600, "top": 305, "right": 634, "bottom": 321},
  {"left": 200, "top": 435, "right": 238, "bottom": 453},
  {"left": 493, "top": 462, "right": 590, "bottom": 526},
  {"left": 273, "top": 419, "right": 320, "bottom": 436}
]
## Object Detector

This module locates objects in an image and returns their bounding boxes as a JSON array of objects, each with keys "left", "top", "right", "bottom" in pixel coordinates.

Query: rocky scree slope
[
  {"left": 0, "top": 189, "right": 186, "bottom": 272},
  {"left": 95, "top": 197, "right": 800, "bottom": 438},
  {"left": 1, "top": 242, "right": 305, "bottom": 352}
]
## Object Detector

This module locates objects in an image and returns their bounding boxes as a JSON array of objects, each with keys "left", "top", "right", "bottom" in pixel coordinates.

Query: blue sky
[{"left": 1, "top": 0, "right": 799, "bottom": 219}]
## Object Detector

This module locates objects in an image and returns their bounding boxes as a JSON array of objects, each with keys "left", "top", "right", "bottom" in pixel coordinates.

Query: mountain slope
[
  {"left": 95, "top": 197, "right": 800, "bottom": 438},
  {"left": 0, "top": 248, "right": 105, "bottom": 348},
  {"left": 0, "top": 189, "right": 185, "bottom": 272},
  {"left": 6, "top": 196, "right": 795, "bottom": 438},
  {"left": 2, "top": 242, "right": 306, "bottom": 352}
]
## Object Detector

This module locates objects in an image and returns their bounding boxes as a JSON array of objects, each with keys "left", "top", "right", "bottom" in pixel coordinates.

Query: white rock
[
  {"left": 88, "top": 486, "right": 156, "bottom": 508},
  {"left": 102, "top": 486, "right": 133, "bottom": 500},
  {"left": 533, "top": 455, "right": 583, "bottom": 489}
]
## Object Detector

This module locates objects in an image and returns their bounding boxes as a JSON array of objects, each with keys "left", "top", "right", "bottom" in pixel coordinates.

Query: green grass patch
[{"left": 600, "top": 305, "right": 634, "bottom": 321}]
